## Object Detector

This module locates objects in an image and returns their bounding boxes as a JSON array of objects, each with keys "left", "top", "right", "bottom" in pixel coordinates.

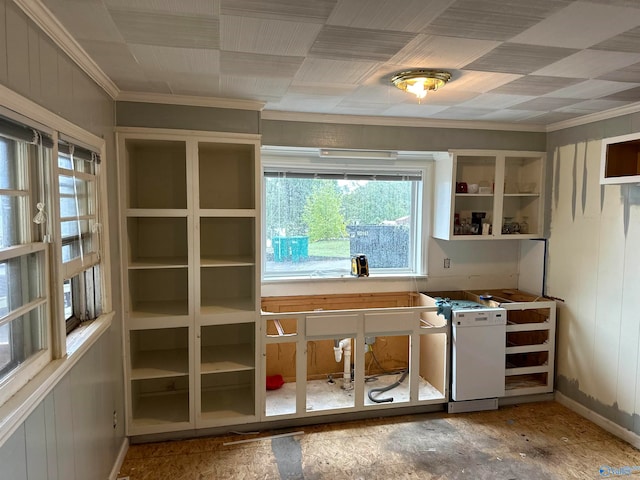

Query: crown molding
[
  {"left": 261, "top": 110, "right": 547, "bottom": 133},
  {"left": 546, "top": 101, "right": 640, "bottom": 132},
  {"left": 116, "top": 91, "right": 266, "bottom": 111},
  {"left": 14, "top": 0, "right": 119, "bottom": 99}
]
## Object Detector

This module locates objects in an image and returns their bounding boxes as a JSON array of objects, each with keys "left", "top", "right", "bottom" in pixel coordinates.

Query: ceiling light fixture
[{"left": 391, "top": 69, "right": 451, "bottom": 102}]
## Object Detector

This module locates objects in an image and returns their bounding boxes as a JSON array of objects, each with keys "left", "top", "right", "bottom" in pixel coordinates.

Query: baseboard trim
[
  {"left": 555, "top": 391, "right": 640, "bottom": 449},
  {"left": 109, "top": 437, "right": 130, "bottom": 480}
]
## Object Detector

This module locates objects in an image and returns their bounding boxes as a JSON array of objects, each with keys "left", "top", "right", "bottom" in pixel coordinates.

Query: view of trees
[{"left": 265, "top": 176, "right": 412, "bottom": 242}]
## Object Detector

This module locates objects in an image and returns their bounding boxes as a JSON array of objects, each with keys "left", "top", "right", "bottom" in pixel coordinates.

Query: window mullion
[{"left": 49, "top": 132, "right": 66, "bottom": 359}]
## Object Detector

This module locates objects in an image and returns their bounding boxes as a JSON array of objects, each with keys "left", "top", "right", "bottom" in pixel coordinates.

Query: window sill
[{"left": 0, "top": 311, "right": 114, "bottom": 449}]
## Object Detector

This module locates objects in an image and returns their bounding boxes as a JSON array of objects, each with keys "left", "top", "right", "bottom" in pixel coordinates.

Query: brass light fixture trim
[{"left": 391, "top": 69, "right": 452, "bottom": 102}]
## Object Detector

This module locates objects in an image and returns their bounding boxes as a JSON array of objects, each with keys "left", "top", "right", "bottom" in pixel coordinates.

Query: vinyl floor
[{"left": 118, "top": 401, "right": 640, "bottom": 479}]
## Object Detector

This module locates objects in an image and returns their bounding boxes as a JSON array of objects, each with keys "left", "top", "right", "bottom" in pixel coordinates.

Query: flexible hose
[{"left": 367, "top": 369, "right": 408, "bottom": 403}]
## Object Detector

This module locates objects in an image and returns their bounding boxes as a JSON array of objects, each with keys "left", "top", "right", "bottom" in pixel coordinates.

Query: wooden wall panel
[
  {"left": 548, "top": 113, "right": 640, "bottom": 434},
  {"left": 24, "top": 403, "right": 48, "bottom": 480},
  {"left": 5, "top": 2, "right": 29, "bottom": 97},
  {"left": 0, "top": 425, "right": 28, "bottom": 480}
]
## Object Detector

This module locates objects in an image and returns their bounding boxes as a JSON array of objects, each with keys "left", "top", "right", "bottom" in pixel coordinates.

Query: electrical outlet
[
  {"left": 365, "top": 336, "right": 376, "bottom": 345},
  {"left": 113, "top": 410, "right": 117, "bottom": 429},
  {"left": 444, "top": 258, "right": 451, "bottom": 268}
]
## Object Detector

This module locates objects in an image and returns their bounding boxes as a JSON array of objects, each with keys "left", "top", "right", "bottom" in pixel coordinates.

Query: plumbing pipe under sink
[{"left": 333, "top": 338, "right": 353, "bottom": 391}]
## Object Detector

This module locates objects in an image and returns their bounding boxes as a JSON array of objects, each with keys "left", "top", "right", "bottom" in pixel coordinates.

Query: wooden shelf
[
  {"left": 201, "top": 344, "right": 254, "bottom": 373},
  {"left": 200, "top": 385, "right": 255, "bottom": 420},
  {"left": 200, "top": 256, "right": 254, "bottom": 267},
  {"left": 132, "top": 390, "right": 190, "bottom": 425},
  {"left": 129, "top": 257, "right": 188, "bottom": 269},
  {"left": 131, "top": 349, "right": 189, "bottom": 379},
  {"left": 130, "top": 300, "right": 189, "bottom": 318}
]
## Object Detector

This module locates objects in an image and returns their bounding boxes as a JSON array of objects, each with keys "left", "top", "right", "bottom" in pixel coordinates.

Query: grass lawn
[{"left": 308, "top": 238, "right": 350, "bottom": 258}]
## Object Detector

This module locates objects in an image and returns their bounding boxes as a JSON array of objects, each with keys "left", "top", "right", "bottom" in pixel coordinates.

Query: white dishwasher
[{"left": 451, "top": 306, "right": 506, "bottom": 402}]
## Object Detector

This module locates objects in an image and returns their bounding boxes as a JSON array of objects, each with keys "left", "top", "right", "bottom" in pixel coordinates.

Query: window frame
[
  {"left": 261, "top": 147, "right": 430, "bottom": 281},
  {"left": 0, "top": 99, "right": 111, "bottom": 415},
  {"left": 55, "top": 147, "right": 102, "bottom": 334}
]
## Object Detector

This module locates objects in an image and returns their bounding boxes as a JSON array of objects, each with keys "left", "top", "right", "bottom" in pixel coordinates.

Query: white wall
[
  {"left": 0, "top": 0, "right": 124, "bottom": 477},
  {"left": 547, "top": 115, "right": 640, "bottom": 433}
]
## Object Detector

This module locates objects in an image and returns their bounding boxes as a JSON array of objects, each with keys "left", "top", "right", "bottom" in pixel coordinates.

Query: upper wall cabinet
[
  {"left": 433, "top": 150, "right": 546, "bottom": 241},
  {"left": 600, "top": 133, "right": 640, "bottom": 185}
]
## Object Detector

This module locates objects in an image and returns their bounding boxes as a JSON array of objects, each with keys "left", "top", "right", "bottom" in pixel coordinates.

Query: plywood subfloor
[{"left": 118, "top": 401, "right": 640, "bottom": 479}]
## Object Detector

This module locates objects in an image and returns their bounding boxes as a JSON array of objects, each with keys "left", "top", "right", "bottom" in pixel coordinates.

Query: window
[
  {"left": 0, "top": 110, "right": 108, "bottom": 408},
  {"left": 57, "top": 144, "right": 102, "bottom": 333},
  {"left": 0, "top": 128, "right": 51, "bottom": 405},
  {"left": 263, "top": 148, "right": 427, "bottom": 279}
]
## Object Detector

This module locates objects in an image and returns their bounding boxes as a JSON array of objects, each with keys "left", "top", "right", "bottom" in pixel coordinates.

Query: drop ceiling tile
[
  {"left": 220, "top": 51, "right": 304, "bottom": 79},
  {"left": 591, "top": 26, "right": 640, "bottom": 54},
  {"left": 463, "top": 43, "right": 579, "bottom": 75},
  {"left": 430, "top": 106, "right": 496, "bottom": 120},
  {"left": 42, "top": 0, "right": 123, "bottom": 42},
  {"left": 104, "top": 0, "right": 219, "bottom": 16},
  {"left": 268, "top": 93, "right": 344, "bottom": 112},
  {"left": 166, "top": 72, "right": 220, "bottom": 96},
  {"left": 288, "top": 84, "right": 358, "bottom": 96},
  {"left": 331, "top": 103, "right": 406, "bottom": 116},
  {"left": 342, "top": 85, "right": 409, "bottom": 104},
  {"left": 129, "top": 44, "right": 220, "bottom": 75},
  {"left": 80, "top": 39, "right": 147, "bottom": 84},
  {"left": 534, "top": 49, "right": 640, "bottom": 79},
  {"left": 326, "top": 0, "right": 455, "bottom": 32},
  {"left": 459, "top": 93, "right": 534, "bottom": 109},
  {"left": 580, "top": 0, "right": 640, "bottom": 8},
  {"left": 597, "top": 61, "right": 640, "bottom": 83},
  {"left": 221, "top": 75, "right": 291, "bottom": 100},
  {"left": 381, "top": 103, "right": 450, "bottom": 117},
  {"left": 294, "top": 58, "right": 380, "bottom": 85},
  {"left": 389, "top": 35, "right": 499, "bottom": 69},
  {"left": 556, "top": 98, "right": 630, "bottom": 114},
  {"left": 479, "top": 109, "right": 543, "bottom": 122},
  {"left": 506, "top": 97, "right": 580, "bottom": 111},
  {"left": 308, "top": 25, "right": 416, "bottom": 62},
  {"left": 220, "top": 0, "right": 337, "bottom": 23},
  {"left": 544, "top": 79, "right": 640, "bottom": 99},
  {"left": 490, "top": 75, "right": 582, "bottom": 96},
  {"left": 422, "top": 0, "right": 571, "bottom": 41},
  {"left": 525, "top": 111, "right": 584, "bottom": 124},
  {"left": 510, "top": 2, "right": 640, "bottom": 49},
  {"left": 220, "top": 16, "right": 322, "bottom": 56},
  {"left": 108, "top": 10, "right": 219, "bottom": 49},
  {"left": 602, "top": 86, "right": 640, "bottom": 101},
  {"left": 449, "top": 70, "right": 523, "bottom": 93}
]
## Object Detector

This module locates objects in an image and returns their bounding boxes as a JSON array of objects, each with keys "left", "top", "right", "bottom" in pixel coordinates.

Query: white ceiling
[{"left": 40, "top": 0, "right": 640, "bottom": 126}]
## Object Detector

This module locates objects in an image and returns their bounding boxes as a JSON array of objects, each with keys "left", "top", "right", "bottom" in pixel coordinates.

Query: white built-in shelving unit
[{"left": 118, "top": 128, "right": 260, "bottom": 436}]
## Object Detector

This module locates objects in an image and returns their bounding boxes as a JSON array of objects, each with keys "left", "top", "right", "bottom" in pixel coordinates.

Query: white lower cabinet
[
  {"left": 261, "top": 293, "right": 449, "bottom": 421},
  {"left": 196, "top": 323, "right": 258, "bottom": 426}
]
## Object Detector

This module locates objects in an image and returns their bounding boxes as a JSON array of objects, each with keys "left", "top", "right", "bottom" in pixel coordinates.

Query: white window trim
[
  {"left": 0, "top": 84, "right": 113, "bottom": 448},
  {"left": 261, "top": 146, "right": 432, "bottom": 283}
]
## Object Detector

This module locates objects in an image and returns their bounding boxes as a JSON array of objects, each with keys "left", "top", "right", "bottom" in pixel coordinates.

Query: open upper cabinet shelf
[{"left": 601, "top": 132, "right": 640, "bottom": 185}]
